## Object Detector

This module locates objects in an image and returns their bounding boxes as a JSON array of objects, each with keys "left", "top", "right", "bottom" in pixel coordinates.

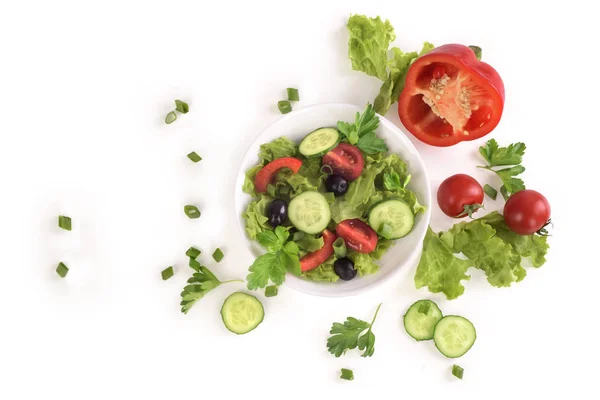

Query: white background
[{"left": 1, "top": 1, "right": 598, "bottom": 399}]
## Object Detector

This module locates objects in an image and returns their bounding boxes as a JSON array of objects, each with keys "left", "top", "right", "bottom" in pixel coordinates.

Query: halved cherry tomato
[
  {"left": 300, "top": 229, "right": 337, "bottom": 272},
  {"left": 322, "top": 143, "right": 364, "bottom": 181},
  {"left": 398, "top": 44, "right": 505, "bottom": 147},
  {"left": 336, "top": 219, "right": 378, "bottom": 254},
  {"left": 254, "top": 157, "right": 302, "bottom": 193},
  {"left": 504, "top": 190, "right": 551, "bottom": 235}
]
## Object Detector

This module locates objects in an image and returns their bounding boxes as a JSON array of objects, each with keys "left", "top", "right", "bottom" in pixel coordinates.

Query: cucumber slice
[
  {"left": 220, "top": 292, "right": 264, "bottom": 335},
  {"left": 403, "top": 300, "right": 443, "bottom": 341},
  {"left": 298, "top": 128, "right": 340, "bottom": 157},
  {"left": 288, "top": 191, "right": 331, "bottom": 234},
  {"left": 433, "top": 316, "right": 477, "bottom": 358},
  {"left": 368, "top": 200, "right": 414, "bottom": 239}
]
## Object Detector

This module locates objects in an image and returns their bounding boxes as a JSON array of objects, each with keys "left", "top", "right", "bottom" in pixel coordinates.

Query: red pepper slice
[
  {"left": 398, "top": 44, "right": 505, "bottom": 147},
  {"left": 254, "top": 157, "right": 303, "bottom": 193},
  {"left": 300, "top": 230, "right": 337, "bottom": 272}
]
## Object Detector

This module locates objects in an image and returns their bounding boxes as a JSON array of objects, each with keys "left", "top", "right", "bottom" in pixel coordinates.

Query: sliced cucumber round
[
  {"left": 298, "top": 128, "right": 340, "bottom": 158},
  {"left": 288, "top": 191, "right": 331, "bottom": 234},
  {"left": 220, "top": 292, "right": 264, "bottom": 335},
  {"left": 403, "top": 300, "right": 443, "bottom": 341},
  {"left": 368, "top": 199, "right": 414, "bottom": 239},
  {"left": 433, "top": 315, "right": 477, "bottom": 358}
]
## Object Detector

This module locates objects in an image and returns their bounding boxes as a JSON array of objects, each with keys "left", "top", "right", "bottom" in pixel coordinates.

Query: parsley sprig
[
  {"left": 337, "top": 104, "right": 388, "bottom": 154},
  {"left": 246, "top": 226, "right": 301, "bottom": 290},
  {"left": 478, "top": 139, "right": 526, "bottom": 199},
  {"left": 327, "top": 303, "right": 382, "bottom": 358},
  {"left": 180, "top": 265, "right": 242, "bottom": 314}
]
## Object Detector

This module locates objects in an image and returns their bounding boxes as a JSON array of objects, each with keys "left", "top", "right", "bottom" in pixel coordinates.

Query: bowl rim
[{"left": 233, "top": 102, "right": 431, "bottom": 298}]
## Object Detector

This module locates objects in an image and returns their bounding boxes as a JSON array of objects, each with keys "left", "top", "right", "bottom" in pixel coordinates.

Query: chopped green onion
[
  {"left": 187, "top": 152, "right": 202, "bottom": 163},
  {"left": 292, "top": 231, "right": 306, "bottom": 242},
  {"left": 323, "top": 192, "right": 335, "bottom": 204},
  {"left": 402, "top": 174, "right": 412, "bottom": 189},
  {"left": 333, "top": 237, "right": 347, "bottom": 258},
  {"left": 484, "top": 184, "right": 498, "bottom": 200},
  {"left": 212, "top": 248, "right": 224, "bottom": 263},
  {"left": 184, "top": 205, "right": 201, "bottom": 219},
  {"left": 378, "top": 223, "right": 394, "bottom": 239},
  {"left": 265, "top": 285, "right": 278, "bottom": 297},
  {"left": 267, "top": 184, "right": 277, "bottom": 198},
  {"left": 500, "top": 185, "right": 510, "bottom": 201},
  {"left": 161, "top": 266, "right": 174, "bottom": 280},
  {"left": 175, "top": 100, "right": 189, "bottom": 114},
  {"left": 286, "top": 88, "right": 299, "bottom": 101},
  {"left": 58, "top": 215, "right": 72, "bottom": 231},
  {"left": 468, "top": 45, "right": 482, "bottom": 60},
  {"left": 340, "top": 368, "right": 354, "bottom": 381},
  {"left": 189, "top": 258, "right": 201, "bottom": 272},
  {"left": 186, "top": 247, "right": 201, "bottom": 259},
  {"left": 452, "top": 365, "right": 464, "bottom": 380},
  {"left": 278, "top": 185, "right": 290, "bottom": 196},
  {"left": 418, "top": 302, "right": 431, "bottom": 314},
  {"left": 278, "top": 100, "right": 292, "bottom": 114},
  {"left": 165, "top": 111, "right": 177, "bottom": 124},
  {"left": 320, "top": 165, "right": 333, "bottom": 175},
  {"left": 55, "top": 262, "right": 69, "bottom": 278}
]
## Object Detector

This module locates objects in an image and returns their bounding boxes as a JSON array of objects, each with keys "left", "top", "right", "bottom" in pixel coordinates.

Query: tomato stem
[
  {"left": 536, "top": 219, "right": 553, "bottom": 236},
  {"left": 462, "top": 204, "right": 484, "bottom": 219}
]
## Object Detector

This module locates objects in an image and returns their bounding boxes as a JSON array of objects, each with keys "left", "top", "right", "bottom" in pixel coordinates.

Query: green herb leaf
[
  {"left": 247, "top": 226, "right": 300, "bottom": 289},
  {"left": 468, "top": 45, "right": 482, "bottom": 60},
  {"left": 340, "top": 368, "right": 354, "bottom": 381},
  {"left": 265, "top": 285, "right": 278, "bottom": 297},
  {"left": 180, "top": 266, "right": 241, "bottom": 314},
  {"left": 287, "top": 88, "right": 299, "bottom": 101},
  {"left": 184, "top": 205, "right": 201, "bottom": 219},
  {"left": 333, "top": 237, "right": 347, "bottom": 258},
  {"left": 175, "top": 100, "right": 189, "bottom": 114},
  {"left": 161, "top": 266, "right": 174, "bottom": 280},
  {"left": 278, "top": 100, "right": 292, "bottom": 114},
  {"left": 452, "top": 364, "right": 464, "bottom": 380},
  {"left": 56, "top": 262, "right": 69, "bottom": 278},
  {"left": 58, "top": 215, "right": 72, "bottom": 231},
  {"left": 337, "top": 121, "right": 359, "bottom": 144},
  {"left": 347, "top": 15, "right": 395, "bottom": 80},
  {"left": 494, "top": 166, "right": 526, "bottom": 194},
  {"left": 212, "top": 248, "right": 224, "bottom": 263},
  {"left": 327, "top": 303, "right": 382, "bottom": 358},
  {"left": 356, "top": 131, "right": 388, "bottom": 154},
  {"left": 483, "top": 184, "right": 498, "bottom": 200},
  {"left": 414, "top": 228, "right": 471, "bottom": 300},
  {"left": 479, "top": 139, "right": 526, "bottom": 167},
  {"left": 187, "top": 152, "right": 202, "bottom": 163},
  {"left": 165, "top": 111, "right": 177, "bottom": 124}
]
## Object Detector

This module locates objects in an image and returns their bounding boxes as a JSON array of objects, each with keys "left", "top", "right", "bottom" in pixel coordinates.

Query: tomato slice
[
  {"left": 254, "top": 157, "right": 303, "bottom": 193},
  {"left": 322, "top": 143, "right": 364, "bottom": 181},
  {"left": 398, "top": 44, "right": 505, "bottom": 147},
  {"left": 300, "top": 230, "right": 337, "bottom": 272},
  {"left": 336, "top": 219, "right": 378, "bottom": 254}
]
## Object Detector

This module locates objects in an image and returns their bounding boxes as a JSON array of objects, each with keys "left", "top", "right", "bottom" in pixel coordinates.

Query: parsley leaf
[
  {"left": 337, "top": 104, "right": 388, "bottom": 153},
  {"left": 180, "top": 266, "right": 242, "bottom": 314},
  {"left": 327, "top": 303, "right": 382, "bottom": 358},
  {"left": 478, "top": 139, "right": 527, "bottom": 197},
  {"left": 247, "top": 226, "right": 300, "bottom": 290},
  {"left": 383, "top": 172, "right": 411, "bottom": 191}
]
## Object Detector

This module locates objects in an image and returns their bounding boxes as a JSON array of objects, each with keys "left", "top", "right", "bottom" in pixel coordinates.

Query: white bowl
[{"left": 234, "top": 103, "right": 431, "bottom": 297}]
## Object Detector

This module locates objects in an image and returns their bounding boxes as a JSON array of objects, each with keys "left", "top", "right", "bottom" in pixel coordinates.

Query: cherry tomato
[
  {"left": 322, "top": 143, "right": 364, "bottom": 181},
  {"left": 300, "top": 230, "right": 337, "bottom": 272},
  {"left": 254, "top": 157, "right": 302, "bottom": 193},
  {"left": 336, "top": 219, "right": 378, "bottom": 254},
  {"left": 437, "top": 174, "right": 484, "bottom": 218},
  {"left": 503, "top": 190, "right": 551, "bottom": 235}
]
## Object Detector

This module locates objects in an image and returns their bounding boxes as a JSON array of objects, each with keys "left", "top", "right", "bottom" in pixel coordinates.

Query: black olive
[
  {"left": 325, "top": 174, "right": 348, "bottom": 196},
  {"left": 334, "top": 258, "right": 357, "bottom": 281},
  {"left": 267, "top": 199, "right": 288, "bottom": 227}
]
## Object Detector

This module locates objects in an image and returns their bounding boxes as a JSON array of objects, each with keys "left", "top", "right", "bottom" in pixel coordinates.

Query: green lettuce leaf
[
  {"left": 302, "top": 255, "right": 339, "bottom": 282},
  {"left": 258, "top": 137, "right": 298, "bottom": 163},
  {"left": 243, "top": 164, "right": 263, "bottom": 197},
  {"left": 295, "top": 234, "right": 325, "bottom": 252},
  {"left": 243, "top": 194, "right": 271, "bottom": 239},
  {"left": 414, "top": 227, "right": 471, "bottom": 300},
  {"left": 371, "top": 238, "right": 393, "bottom": 260},
  {"left": 348, "top": 252, "right": 380, "bottom": 276},
  {"left": 287, "top": 157, "right": 323, "bottom": 196},
  {"left": 347, "top": 15, "right": 395, "bottom": 81}
]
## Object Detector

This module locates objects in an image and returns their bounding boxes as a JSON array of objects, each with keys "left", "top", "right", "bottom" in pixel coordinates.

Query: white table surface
[{"left": 1, "top": 1, "right": 598, "bottom": 399}]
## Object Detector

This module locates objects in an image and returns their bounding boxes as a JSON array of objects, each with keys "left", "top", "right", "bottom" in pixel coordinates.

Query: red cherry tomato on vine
[{"left": 503, "top": 190, "right": 551, "bottom": 235}]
